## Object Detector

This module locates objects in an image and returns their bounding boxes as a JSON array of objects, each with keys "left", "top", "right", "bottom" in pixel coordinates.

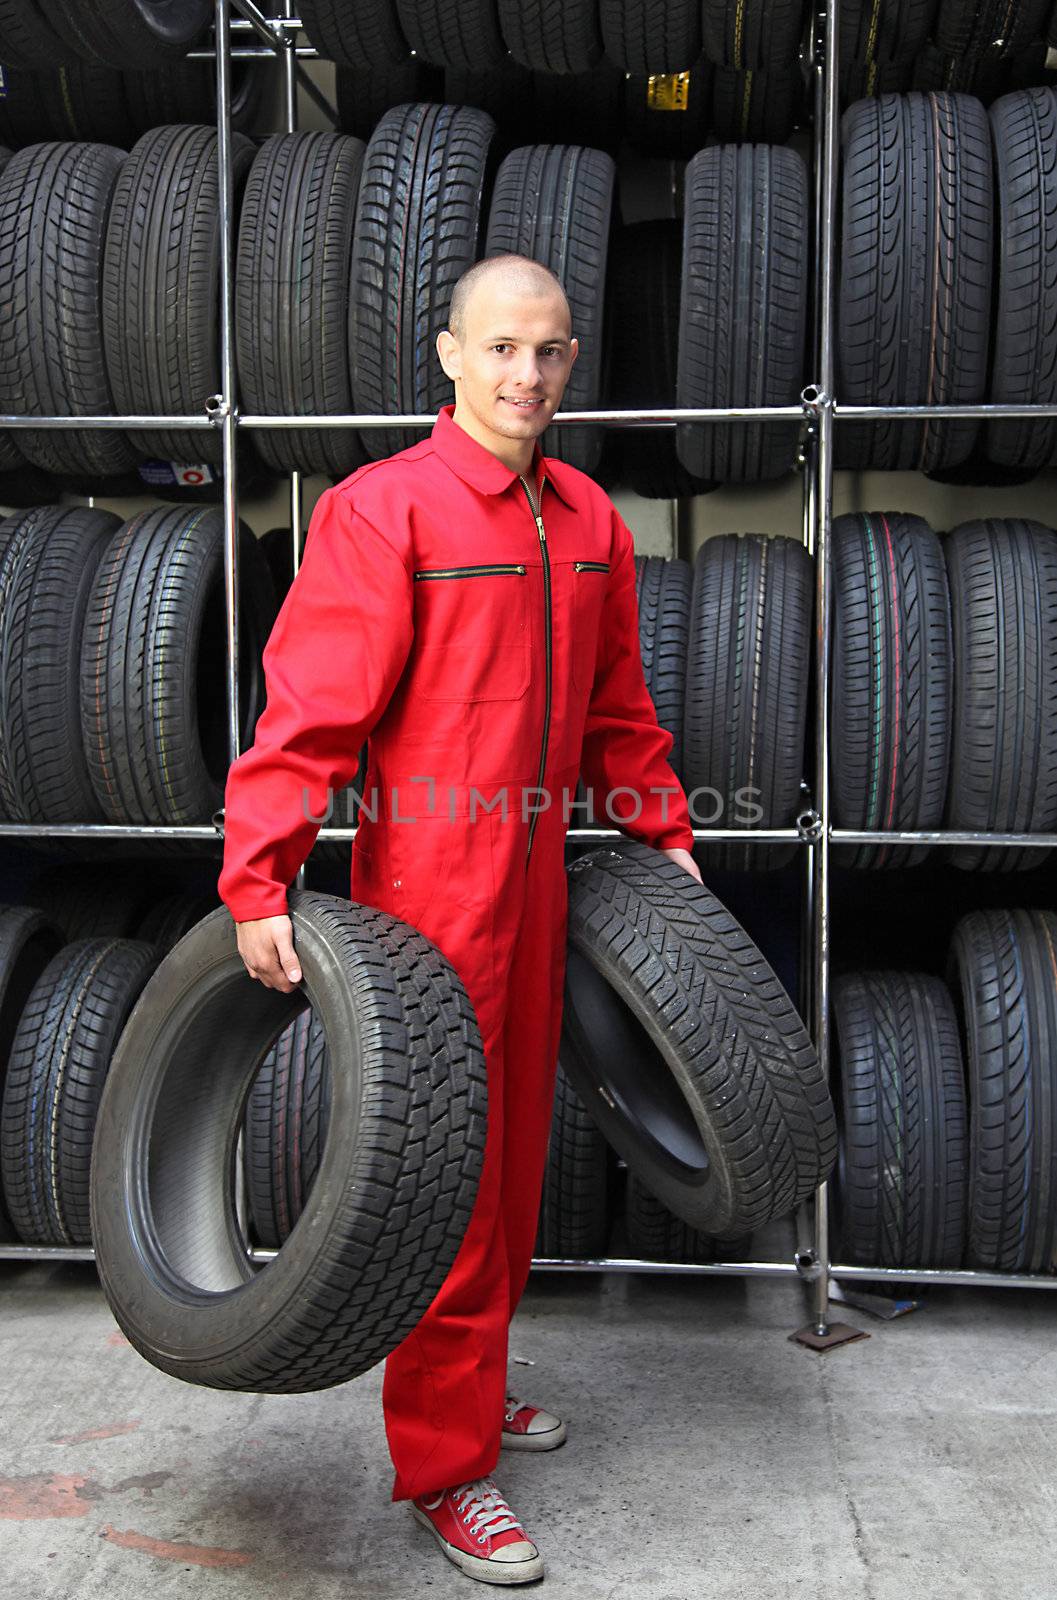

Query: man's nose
[{"left": 514, "top": 354, "right": 543, "bottom": 390}]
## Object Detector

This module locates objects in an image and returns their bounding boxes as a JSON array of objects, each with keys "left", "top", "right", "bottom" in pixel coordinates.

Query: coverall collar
[{"left": 431, "top": 404, "right": 577, "bottom": 509}]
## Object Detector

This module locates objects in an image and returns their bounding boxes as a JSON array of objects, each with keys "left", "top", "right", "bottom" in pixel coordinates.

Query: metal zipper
[
  {"left": 573, "top": 561, "right": 610, "bottom": 573},
  {"left": 519, "top": 473, "right": 551, "bottom": 871},
  {"left": 414, "top": 564, "right": 527, "bottom": 580}
]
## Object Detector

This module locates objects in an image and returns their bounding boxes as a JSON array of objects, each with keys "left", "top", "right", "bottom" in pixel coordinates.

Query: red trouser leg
[
  {"left": 379, "top": 792, "right": 570, "bottom": 1503},
  {"left": 499, "top": 818, "right": 569, "bottom": 1323}
]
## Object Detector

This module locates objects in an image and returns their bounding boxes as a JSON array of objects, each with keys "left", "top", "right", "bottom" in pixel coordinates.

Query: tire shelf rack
[{"left": 1, "top": 0, "right": 1056, "bottom": 1341}]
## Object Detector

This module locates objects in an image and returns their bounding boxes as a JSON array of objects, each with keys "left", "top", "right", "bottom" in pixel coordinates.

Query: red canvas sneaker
[
  {"left": 501, "top": 1392, "right": 567, "bottom": 1452},
  {"left": 410, "top": 1476, "right": 544, "bottom": 1585}
]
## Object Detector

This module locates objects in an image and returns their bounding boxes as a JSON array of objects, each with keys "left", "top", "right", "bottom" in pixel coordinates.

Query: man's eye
[{"left": 493, "top": 343, "right": 510, "bottom": 353}]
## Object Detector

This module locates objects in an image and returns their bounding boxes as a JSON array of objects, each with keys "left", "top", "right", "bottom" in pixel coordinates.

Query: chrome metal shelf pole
[
  {"left": 805, "top": 0, "right": 841, "bottom": 1342},
  {"left": 215, "top": 0, "right": 241, "bottom": 772}
]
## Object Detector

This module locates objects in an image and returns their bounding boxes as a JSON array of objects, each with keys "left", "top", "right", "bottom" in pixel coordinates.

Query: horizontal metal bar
[
  {"left": 0, "top": 821, "right": 802, "bottom": 843},
  {"left": 0, "top": 414, "right": 215, "bottom": 430},
  {"left": 835, "top": 400, "right": 1057, "bottom": 420},
  {"left": 4, "top": 821, "right": 1054, "bottom": 847},
  {"left": 187, "top": 42, "right": 317, "bottom": 55},
  {"left": 2, "top": 1244, "right": 1052, "bottom": 1288},
  {"left": 0, "top": 1245, "right": 96, "bottom": 1262},
  {"left": 526, "top": 1256, "right": 799, "bottom": 1278},
  {"left": 832, "top": 828, "right": 1057, "bottom": 846},
  {"left": 0, "top": 823, "right": 221, "bottom": 839},
  {"left": 0, "top": 1243, "right": 796, "bottom": 1277},
  {"left": 5, "top": 402, "right": 1057, "bottom": 427},
  {"left": 832, "top": 1263, "right": 1057, "bottom": 1290},
  {"left": 229, "top": 11, "right": 301, "bottom": 23},
  {"left": 0, "top": 404, "right": 806, "bottom": 431},
  {"left": 237, "top": 405, "right": 809, "bottom": 427}
]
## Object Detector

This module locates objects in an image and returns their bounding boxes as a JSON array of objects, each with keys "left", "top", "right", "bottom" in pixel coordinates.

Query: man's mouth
[{"left": 500, "top": 396, "right": 545, "bottom": 411}]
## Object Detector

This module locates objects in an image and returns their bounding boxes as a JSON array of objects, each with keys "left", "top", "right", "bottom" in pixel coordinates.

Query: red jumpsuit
[{"left": 217, "top": 404, "right": 695, "bottom": 1501}]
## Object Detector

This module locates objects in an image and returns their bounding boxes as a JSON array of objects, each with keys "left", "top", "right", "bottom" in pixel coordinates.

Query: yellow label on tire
[{"left": 645, "top": 72, "right": 691, "bottom": 112}]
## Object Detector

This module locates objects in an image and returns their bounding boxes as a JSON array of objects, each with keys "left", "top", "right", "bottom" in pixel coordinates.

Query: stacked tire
[
  {"left": 0, "top": 504, "right": 276, "bottom": 828},
  {"left": 834, "top": 905, "right": 1057, "bottom": 1277}
]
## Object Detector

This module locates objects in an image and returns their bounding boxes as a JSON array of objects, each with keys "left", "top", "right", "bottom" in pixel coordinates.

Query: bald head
[
  {"left": 448, "top": 253, "right": 571, "bottom": 345},
  {"left": 435, "top": 252, "right": 579, "bottom": 472}
]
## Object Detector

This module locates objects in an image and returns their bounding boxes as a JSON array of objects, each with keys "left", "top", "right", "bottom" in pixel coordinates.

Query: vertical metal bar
[
  {"left": 282, "top": 0, "right": 310, "bottom": 895},
  {"left": 215, "top": 0, "right": 253, "bottom": 1238},
  {"left": 811, "top": 0, "right": 840, "bottom": 1337},
  {"left": 281, "top": 0, "right": 297, "bottom": 130},
  {"left": 216, "top": 0, "right": 241, "bottom": 767},
  {"left": 799, "top": 428, "right": 817, "bottom": 1067},
  {"left": 808, "top": 3, "right": 823, "bottom": 379}
]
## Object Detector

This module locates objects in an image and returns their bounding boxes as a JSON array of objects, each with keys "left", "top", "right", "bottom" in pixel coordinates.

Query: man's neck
[{"left": 450, "top": 400, "right": 536, "bottom": 478}]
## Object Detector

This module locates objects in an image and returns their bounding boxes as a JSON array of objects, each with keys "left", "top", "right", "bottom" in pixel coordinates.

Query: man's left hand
[{"left": 660, "top": 845, "right": 702, "bottom": 884}]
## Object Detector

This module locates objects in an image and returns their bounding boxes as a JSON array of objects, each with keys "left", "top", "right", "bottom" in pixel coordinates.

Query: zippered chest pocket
[
  {"left": 411, "top": 563, "right": 532, "bottom": 702},
  {"left": 570, "top": 559, "right": 610, "bottom": 692}
]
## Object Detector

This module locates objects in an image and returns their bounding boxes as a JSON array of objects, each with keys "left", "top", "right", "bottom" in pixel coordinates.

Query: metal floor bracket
[{"left": 790, "top": 1321, "right": 870, "bottom": 1352}]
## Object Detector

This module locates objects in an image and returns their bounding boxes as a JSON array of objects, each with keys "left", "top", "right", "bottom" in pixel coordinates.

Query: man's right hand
[{"left": 235, "top": 913, "right": 302, "bottom": 992}]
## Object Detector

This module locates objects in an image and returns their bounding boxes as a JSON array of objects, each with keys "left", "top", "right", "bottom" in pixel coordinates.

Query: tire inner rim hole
[
  {"left": 144, "top": 979, "right": 311, "bottom": 1294},
  {"left": 564, "top": 947, "right": 709, "bottom": 1180}
]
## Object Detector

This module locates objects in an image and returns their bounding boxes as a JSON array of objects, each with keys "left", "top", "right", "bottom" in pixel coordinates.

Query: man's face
[{"left": 437, "top": 282, "right": 579, "bottom": 454}]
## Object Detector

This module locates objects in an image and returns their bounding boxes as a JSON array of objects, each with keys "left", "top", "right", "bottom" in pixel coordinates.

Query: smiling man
[{"left": 218, "top": 253, "right": 701, "bottom": 1588}]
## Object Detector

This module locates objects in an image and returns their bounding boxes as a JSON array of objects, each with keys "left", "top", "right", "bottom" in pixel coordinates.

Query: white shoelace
[
  {"left": 452, "top": 1477, "right": 522, "bottom": 1541},
  {"left": 504, "top": 1393, "right": 526, "bottom": 1423}
]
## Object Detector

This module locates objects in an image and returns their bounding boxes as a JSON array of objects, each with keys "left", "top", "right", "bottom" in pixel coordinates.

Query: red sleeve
[
  {"left": 217, "top": 486, "right": 414, "bottom": 922},
  {"left": 577, "top": 510, "right": 696, "bottom": 854}
]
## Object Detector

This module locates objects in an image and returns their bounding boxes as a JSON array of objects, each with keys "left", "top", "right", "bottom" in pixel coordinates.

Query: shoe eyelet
[{"left": 478, "top": 1535, "right": 486, "bottom": 1545}]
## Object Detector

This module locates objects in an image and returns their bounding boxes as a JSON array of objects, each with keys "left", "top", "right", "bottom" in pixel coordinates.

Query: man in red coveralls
[{"left": 218, "top": 254, "right": 701, "bottom": 1587}]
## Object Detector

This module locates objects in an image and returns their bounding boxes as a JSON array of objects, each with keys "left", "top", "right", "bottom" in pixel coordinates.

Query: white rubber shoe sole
[
  {"left": 410, "top": 1504, "right": 545, "bottom": 1585},
  {"left": 500, "top": 1417, "right": 567, "bottom": 1452}
]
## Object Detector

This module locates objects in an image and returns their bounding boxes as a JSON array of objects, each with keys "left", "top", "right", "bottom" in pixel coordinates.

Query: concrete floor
[{"left": 2, "top": 1245, "right": 1055, "bottom": 1600}]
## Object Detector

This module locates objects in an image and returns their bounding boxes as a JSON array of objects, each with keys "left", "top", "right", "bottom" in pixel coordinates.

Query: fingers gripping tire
[
  {"left": 562, "top": 842, "right": 836, "bottom": 1236},
  {"left": 89, "top": 891, "right": 488, "bottom": 1393}
]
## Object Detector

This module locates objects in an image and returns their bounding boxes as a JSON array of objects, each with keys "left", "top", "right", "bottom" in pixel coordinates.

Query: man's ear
[
  {"left": 436, "top": 329, "right": 462, "bottom": 382},
  {"left": 568, "top": 335, "right": 579, "bottom": 368}
]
